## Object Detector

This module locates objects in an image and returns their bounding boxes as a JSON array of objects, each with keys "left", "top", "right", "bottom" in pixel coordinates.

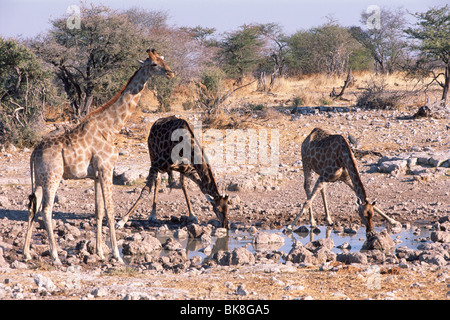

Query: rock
[
  {"left": 174, "top": 228, "right": 188, "bottom": 239},
  {"left": 286, "top": 243, "right": 315, "bottom": 264},
  {"left": 10, "top": 260, "right": 28, "bottom": 269},
  {"left": 34, "top": 274, "right": 57, "bottom": 293},
  {"left": 337, "top": 242, "right": 351, "bottom": 250},
  {"left": 0, "top": 247, "right": 8, "bottom": 267},
  {"left": 236, "top": 284, "right": 248, "bottom": 296},
  {"left": 431, "top": 231, "right": 450, "bottom": 243},
  {"left": 122, "top": 234, "right": 162, "bottom": 255},
  {"left": 419, "top": 251, "right": 447, "bottom": 266},
  {"left": 163, "top": 238, "right": 183, "bottom": 251},
  {"left": 285, "top": 241, "right": 335, "bottom": 265},
  {"left": 113, "top": 167, "right": 147, "bottom": 185},
  {"left": 187, "top": 224, "right": 205, "bottom": 238},
  {"left": 305, "top": 238, "right": 334, "bottom": 251},
  {"left": 252, "top": 232, "right": 284, "bottom": 244},
  {"left": 344, "top": 224, "right": 359, "bottom": 234},
  {"left": 91, "top": 287, "right": 108, "bottom": 297},
  {"left": 378, "top": 159, "right": 408, "bottom": 175},
  {"left": 363, "top": 229, "right": 395, "bottom": 252},
  {"left": 294, "top": 226, "right": 309, "bottom": 233},
  {"left": 231, "top": 247, "right": 255, "bottom": 265},
  {"left": 336, "top": 252, "right": 368, "bottom": 264},
  {"left": 212, "top": 247, "right": 255, "bottom": 266},
  {"left": 0, "top": 196, "right": 9, "bottom": 207},
  {"left": 123, "top": 292, "right": 153, "bottom": 300}
]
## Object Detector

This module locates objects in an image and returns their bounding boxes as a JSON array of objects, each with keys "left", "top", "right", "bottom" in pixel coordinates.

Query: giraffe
[
  {"left": 287, "top": 127, "right": 398, "bottom": 233},
  {"left": 23, "top": 49, "right": 174, "bottom": 264},
  {"left": 116, "top": 116, "right": 229, "bottom": 229}
]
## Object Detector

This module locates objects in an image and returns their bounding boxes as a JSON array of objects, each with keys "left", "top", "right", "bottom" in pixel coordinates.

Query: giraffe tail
[{"left": 28, "top": 152, "right": 42, "bottom": 216}]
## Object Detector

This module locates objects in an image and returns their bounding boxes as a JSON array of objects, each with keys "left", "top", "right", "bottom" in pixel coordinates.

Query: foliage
[
  {"left": 0, "top": 38, "right": 57, "bottom": 147},
  {"left": 356, "top": 76, "right": 402, "bottom": 110},
  {"left": 148, "top": 75, "right": 179, "bottom": 112},
  {"left": 404, "top": 5, "right": 450, "bottom": 103},
  {"left": 219, "top": 24, "right": 265, "bottom": 83},
  {"left": 350, "top": 7, "right": 408, "bottom": 74},
  {"left": 286, "top": 21, "right": 368, "bottom": 76}
]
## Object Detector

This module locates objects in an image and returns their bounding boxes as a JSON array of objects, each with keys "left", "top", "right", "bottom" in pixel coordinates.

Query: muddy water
[{"left": 154, "top": 224, "right": 433, "bottom": 261}]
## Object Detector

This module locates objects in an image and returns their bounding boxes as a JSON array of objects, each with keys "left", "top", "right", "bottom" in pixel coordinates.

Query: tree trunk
[{"left": 441, "top": 63, "right": 449, "bottom": 104}]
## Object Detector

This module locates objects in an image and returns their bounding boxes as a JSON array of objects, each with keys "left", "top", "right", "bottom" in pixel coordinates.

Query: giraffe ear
[
  {"left": 137, "top": 59, "right": 145, "bottom": 66},
  {"left": 160, "top": 56, "right": 164, "bottom": 60},
  {"left": 205, "top": 194, "right": 214, "bottom": 203}
]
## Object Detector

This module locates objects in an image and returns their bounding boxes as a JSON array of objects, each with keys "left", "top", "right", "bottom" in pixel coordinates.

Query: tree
[
  {"left": 32, "top": 4, "right": 153, "bottom": 119},
  {"left": 286, "top": 21, "right": 364, "bottom": 76},
  {"left": 219, "top": 24, "right": 265, "bottom": 83},
  {"left": 350, "top": 7, "right": 408, "bottom": 74},
  {"left": 0, "top": 38, "right": 56, "bottom": 146},
  {"left": 405, "top": 5, "right": 450, "bottom": 103}
]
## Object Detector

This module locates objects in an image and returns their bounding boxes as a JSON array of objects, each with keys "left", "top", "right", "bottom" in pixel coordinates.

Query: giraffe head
[
  {"left": 357, "top": 199, "right": 375, "bottom": 234},
  {"left": 139, "top": 49, "right": 174, "bottom": 79},
  {"left": 205, "top": 194, "right": 229, "bottom": 229}
]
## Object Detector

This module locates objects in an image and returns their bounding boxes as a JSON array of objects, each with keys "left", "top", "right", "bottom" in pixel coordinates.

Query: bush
[
  {"left": 356, "top": 77, "right": 402, "bottom": 110},
  {"left": 148, "top": 75, "right": 178, "bottom": 112}
]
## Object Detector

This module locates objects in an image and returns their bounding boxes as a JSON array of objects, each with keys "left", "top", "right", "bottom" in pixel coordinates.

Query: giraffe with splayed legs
[
  {"left": 24, "top": 49, "right": 174, "bottom": 264},
  {"left": 116, "top": 116, "right": 229, "bottom": 229},
  {"left": 287, "top": 127, "right": 398, "bottom": 233}
]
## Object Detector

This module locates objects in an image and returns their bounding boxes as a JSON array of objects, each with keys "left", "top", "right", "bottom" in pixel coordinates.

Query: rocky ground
[{"left": 0, "top": 105, "right": 449, "bottom": 300}]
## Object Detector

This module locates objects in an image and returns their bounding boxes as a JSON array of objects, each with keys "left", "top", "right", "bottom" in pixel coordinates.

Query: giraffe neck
[
  {"left": 87, "top": 66, "right": 150, "bottom": 134},
  {"left": 341, "top": 140, "right": 368, "bottom": 202},
  {"left": 195, "top": 161, "right": 220, "bottom": 198}
]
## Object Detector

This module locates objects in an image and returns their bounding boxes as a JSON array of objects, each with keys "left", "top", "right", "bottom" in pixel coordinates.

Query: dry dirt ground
[{"left": 0, "top": 103, "right": 449, "bottom": 300}]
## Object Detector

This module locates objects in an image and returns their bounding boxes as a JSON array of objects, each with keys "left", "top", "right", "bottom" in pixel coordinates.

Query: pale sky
[{"left": 0, "top": 0, "right": 446, "bottom": 39}]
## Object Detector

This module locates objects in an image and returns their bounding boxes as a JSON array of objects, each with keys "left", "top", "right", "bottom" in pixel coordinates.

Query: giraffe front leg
[
  {"left": 180, "top": 174, "right": 198, "bottom": 224},
  {"left": 288, "top": 178, "right": 325, "bottom": 230},
  {"left": 99, "top": 169, "right": 123, "bottom": 263},
  {"left": 41, "top": 184, "right": 61, "bottom": 265},
  {"left": 148, "top": 173, "right": 160, "bottom": 222},
  {"left": 94, "top": 178, "right": 105, "bottom": 261},
  {"left": 320, "top": 188, "right": 334, "bottom": 226},
  {"left": 23, "top": 186, "right": 43, "bottom": 261}
]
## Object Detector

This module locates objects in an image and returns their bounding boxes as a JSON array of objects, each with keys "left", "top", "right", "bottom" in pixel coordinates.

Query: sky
[{"left": 0, "top": 0, "right": 446, "bottom": 39}]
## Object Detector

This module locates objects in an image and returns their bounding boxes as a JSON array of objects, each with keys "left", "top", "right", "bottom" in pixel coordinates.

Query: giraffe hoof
[
  {"left": 115, "top": 220, "right": 126, "bottom": 229},
  {"left": 284, "top": 224, "right": 294, "bottom": 232},
  {"left": 53, "top": 258, "right": 62, "bottom": 266}
]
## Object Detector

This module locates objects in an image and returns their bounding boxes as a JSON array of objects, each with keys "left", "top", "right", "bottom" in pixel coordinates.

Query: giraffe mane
[{"left": 81, "top": 68, "right": 140, "bottom": 123}]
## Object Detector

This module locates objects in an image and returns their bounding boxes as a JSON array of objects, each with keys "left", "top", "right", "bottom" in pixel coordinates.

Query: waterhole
[{"left": 149, "top": 223, "right": 432, "bottom": 261}]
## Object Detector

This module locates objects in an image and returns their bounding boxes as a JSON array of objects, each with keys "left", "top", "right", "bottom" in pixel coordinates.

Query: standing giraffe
[
  {"left": 116, "top": 116, "right": 229, "bottom": 229},
  {"left": 24, "top": 49, "right": 174, "bottom": 264},
  {"left": 288, "top": 127, "right": 398, "bottom": 233}
]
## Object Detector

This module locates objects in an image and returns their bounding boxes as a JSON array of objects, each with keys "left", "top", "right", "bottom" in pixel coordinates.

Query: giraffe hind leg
[
  {"left": 116, "top": 167, "right": 158, "bottom": 229},
  {"left": 180, "top": 174, "right": 198, "bottom": 224},
  {"left": 148, "top": 173, "right": 160, "bottom": 222},
  {"left": 289, "top": 177, "right": 326, "bottom": 229},
  {"left": 321, "top": 187, "right": 334, "bottom": 226},
  {"left": 23, "top": 186, "right": 43, "bottom": 261}
]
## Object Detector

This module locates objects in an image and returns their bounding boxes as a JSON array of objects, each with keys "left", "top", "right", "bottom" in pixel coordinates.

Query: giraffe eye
[{"left": 151, "top": 62, "right": 157, "bottom": 67}]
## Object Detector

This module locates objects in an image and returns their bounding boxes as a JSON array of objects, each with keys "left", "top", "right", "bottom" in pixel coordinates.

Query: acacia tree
[
  {"left": 32, "top": 4, "right": 148, "bottom": 119},
  {"left": 219, "top": 24, "right": 265, "bottom": 84},
  {"left": 350, "top": 7, "right": 408, "bottom": 74},
  {"left": 286, "top": 21, "right": 363, "bottom": 76},
  {"left": 405, "top": 5, "right": 450, "bottom": 104},
  {"left": 0, "top": 38, "right": 57, "bottom": 146}
]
